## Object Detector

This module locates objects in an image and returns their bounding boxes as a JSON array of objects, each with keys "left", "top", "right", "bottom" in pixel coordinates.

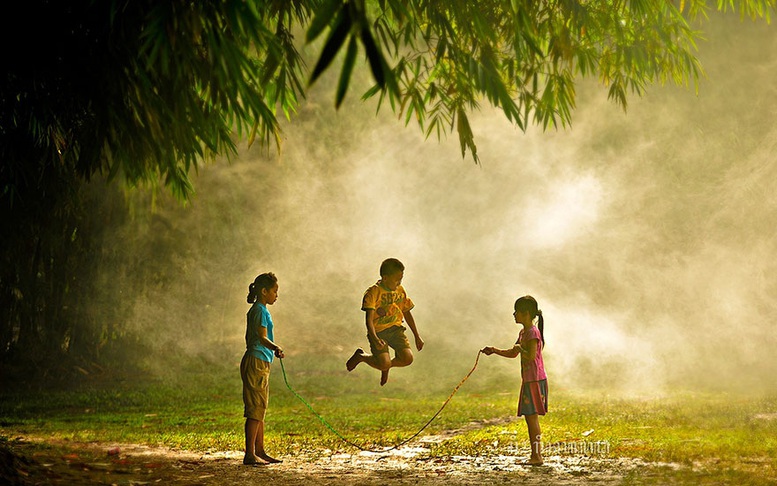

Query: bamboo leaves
[
  {"left": 5, "top": 0, "right": 777, "bottom": 203},
  {"left": 309, "top": 3, "right": 352, "bottom": 87},
  {"left": 307, "top": 0, "right": 398, "bottom": 108},
  {"left": 337, "top": 37, "right": 359, "bottom": 108}
]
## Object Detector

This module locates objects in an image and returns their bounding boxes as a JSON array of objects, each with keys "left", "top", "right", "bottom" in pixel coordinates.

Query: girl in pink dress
[{"left": 482, "top": 295, "right": 547, "bottom": 465}]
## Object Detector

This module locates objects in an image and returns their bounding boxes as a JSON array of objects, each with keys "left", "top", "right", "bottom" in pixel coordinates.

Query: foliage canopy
[{"left": 2, "top": 0, "right": 774, "bottom": 206}]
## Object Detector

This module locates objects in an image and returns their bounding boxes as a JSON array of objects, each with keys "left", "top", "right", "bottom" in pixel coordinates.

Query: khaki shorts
[
  {"left": 241, "top": 353, "right": 270, "bottom": 420},
  {"left": 369, "top": 325, "right": 411, "bottom": 355}
]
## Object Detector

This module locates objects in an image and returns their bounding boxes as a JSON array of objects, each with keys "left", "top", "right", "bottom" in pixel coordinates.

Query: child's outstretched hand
[
  {"left": 481, "top": 346, "right": 495, "bottom": 355},
  {"left": 274, "top": 346, "right": 285, "bottom": 359}
]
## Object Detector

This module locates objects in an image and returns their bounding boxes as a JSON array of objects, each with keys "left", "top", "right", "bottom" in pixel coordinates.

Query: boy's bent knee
[
  {"left": 394, "top": 350, "right": 413, "bottom": 367},
  {"left": 375, "top": 354, "right": 392, "bottom": 370}
]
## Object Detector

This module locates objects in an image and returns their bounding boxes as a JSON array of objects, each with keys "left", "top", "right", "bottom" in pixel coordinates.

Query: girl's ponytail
[
  {"left": 536, "top": 309, "right": 545, "bottom": 346},
  {"left": 246, "top": 283, "right": 257, "bottom": 304}
]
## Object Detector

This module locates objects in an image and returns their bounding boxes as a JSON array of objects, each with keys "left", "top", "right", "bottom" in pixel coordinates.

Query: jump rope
[{"left": 278, "top": 350, "right": 483, "bottom": 453}]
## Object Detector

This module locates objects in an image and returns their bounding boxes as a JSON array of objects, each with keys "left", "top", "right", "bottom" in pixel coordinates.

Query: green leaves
[
  {"left": 455, "top": 108, "right": 479, "bottom": 164},
  {"left": 309, "top": 3, "right": 353, "bottom": 86},
  {"left": 5, "top": 0, "right": 777, "bottom": 203},
  {"left": 337, "top": 36, "right": 359, "bottom": 108},
  {"left": 306, "top": 0, "right": 343, "bottom": 43},
  {"left": 346, "top": 0, "right": 775, "bottom": 163},
  {"left": 307, "top": 1, "right": 399, "bottom": 108}
]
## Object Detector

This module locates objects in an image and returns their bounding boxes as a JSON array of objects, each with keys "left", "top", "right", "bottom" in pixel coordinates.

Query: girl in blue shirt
[{"left": 241, "top": 272, "right": 284, "bottom": 465}]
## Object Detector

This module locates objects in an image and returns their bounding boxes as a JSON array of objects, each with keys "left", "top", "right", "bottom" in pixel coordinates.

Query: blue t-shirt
[{"left": 246, "top": 302, "right": 274, "bottom": 363}]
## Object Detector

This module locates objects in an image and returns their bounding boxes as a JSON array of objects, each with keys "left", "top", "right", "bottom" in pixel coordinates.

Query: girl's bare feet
[
  {"left": 518, "top": 458, "right": 544, "bottom": 466},
  {"left": 243, "top": 454, "right": 264, "bottom": 466},
  {"left": 258, "top": 453, "right": 282, "bottom": 464}
]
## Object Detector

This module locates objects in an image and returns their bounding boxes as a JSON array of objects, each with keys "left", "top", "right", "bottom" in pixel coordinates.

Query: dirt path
[{"left": 2, "top": 430, "right": 690, "bottom": 486}]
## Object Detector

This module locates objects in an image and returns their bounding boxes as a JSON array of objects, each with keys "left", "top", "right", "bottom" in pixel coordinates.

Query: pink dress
[{"left": 516, "top": 326, "right": 548, "bottom": 416}]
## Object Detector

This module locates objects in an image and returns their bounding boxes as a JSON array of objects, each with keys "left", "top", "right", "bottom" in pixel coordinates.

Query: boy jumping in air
[{"left": 346, "top": 258, "right": 424, "bottom": 386}]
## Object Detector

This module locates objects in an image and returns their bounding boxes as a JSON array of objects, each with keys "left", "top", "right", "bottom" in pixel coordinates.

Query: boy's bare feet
[
  {"left": 380, "top": 369, "right": 389, "bottom": 386},
  {"left": 258, "top": 453, "right": 282, "bottom": 464},
  {"left": 243, "top": 454, "right": 265, "bottom": 466},
  {"left": 346, "top": 348, "right": 364, "bottom": 371}
]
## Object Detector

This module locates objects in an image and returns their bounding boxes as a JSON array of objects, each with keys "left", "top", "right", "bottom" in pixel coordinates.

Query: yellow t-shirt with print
[{"left": 361, "top": 281, "right": 415, "bottom": 333}]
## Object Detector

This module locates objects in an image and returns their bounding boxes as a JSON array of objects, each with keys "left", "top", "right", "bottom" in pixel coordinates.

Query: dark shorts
[
  {"left": 369, "top": 325, "right": 411, "bottom": 355},
  {"left": 241, "top": 352, "right": 270, "bottom": 420},
  {"left": 517, "top": 379, "right": 548, "bottom": 416}
]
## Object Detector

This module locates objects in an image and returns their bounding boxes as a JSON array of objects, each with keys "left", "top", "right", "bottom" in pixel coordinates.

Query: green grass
[{"left": 2, "top": 357, "right": 776, "bottom": 482}]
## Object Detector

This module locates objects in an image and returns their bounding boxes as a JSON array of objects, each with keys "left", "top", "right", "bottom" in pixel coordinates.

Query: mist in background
[{"left": 108, "top": 13, "right": 777, "bottom": 396}]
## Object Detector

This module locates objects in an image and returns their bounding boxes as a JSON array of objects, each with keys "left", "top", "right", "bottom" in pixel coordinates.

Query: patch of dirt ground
[{"left": 1, "top": 434, "right": 696, "bottom": 485}]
